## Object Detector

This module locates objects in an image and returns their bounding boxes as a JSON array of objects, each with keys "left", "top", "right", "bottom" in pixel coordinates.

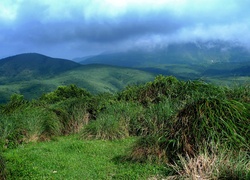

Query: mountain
[
  {"left": 80, "top": 41, "right": 250, "bottom": 67},
  {"left": 0, "top": 53, "right": 81, "bottom": 80},
  {"left": 0, "top": 53, "right": 155, "bottom": 103},
  {"left": 1, "top": 42, "right": 250, "bottom": 104}
]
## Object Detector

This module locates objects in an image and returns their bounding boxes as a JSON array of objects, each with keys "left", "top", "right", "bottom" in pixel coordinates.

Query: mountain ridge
[
  {"left": 0, "top": 53, "right": 81, "bottom": 79},
  {"left": 79, "top": 41, "right": 250, "bottom": 67}
]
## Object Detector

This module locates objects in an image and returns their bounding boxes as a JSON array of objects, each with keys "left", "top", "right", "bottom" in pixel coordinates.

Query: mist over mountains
[{"left": 77, "top": 41, "right": 250, "bottom": 67}]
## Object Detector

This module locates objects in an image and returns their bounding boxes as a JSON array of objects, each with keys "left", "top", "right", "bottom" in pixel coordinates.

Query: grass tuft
[
  {"left": 169, "top": 149, "right": 250, "bottom": 180},
  {"left": 166, "top": 97, "right": 250, "bottom": 157}
]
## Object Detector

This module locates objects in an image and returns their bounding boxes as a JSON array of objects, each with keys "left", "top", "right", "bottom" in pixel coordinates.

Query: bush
[
  {"left": 1, "top": 94, "right": 28, "bottom": 114},
  {"left": 40, "top": 84, "right": 91, "bottom": 104},
  {"left": 118, "top": 75, "right": 181, "bottom": 106}
]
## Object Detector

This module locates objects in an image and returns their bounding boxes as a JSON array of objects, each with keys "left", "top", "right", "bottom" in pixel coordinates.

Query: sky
[{"left": 1, "top": 0, "right": 250, "bottom": 59}]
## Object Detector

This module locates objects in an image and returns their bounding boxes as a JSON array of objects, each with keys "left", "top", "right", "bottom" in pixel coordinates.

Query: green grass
[{"left": 3, "top": 136, "right": 168, "bottom": 179}]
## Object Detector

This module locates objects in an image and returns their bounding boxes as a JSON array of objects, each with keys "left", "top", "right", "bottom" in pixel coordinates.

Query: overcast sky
[{"left": 1, "top": 0, "right": 250, "bottom": 59}]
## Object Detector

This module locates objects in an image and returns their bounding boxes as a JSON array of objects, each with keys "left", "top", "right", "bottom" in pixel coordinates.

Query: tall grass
[
  {"left": 1, "top": 75, "right": 249, "bottom": 179},
  {"left": 0, "top": 153, "right": 6, "bottom": 180},
  {"left": 0, "top": 106, "right": 60, "bottom": 148},
  {"left": 81, "top": 101, "right": 143, "bottom": 140},
  {"left": 169, "top": 148, "right": 250, "bottom": 179},
  {"left": 50, "top": 98, "right": 90, "bottom": 135},
  {"left": 166, "top": 97, "right": 250, "bottom": 157},
  {"left": 129, "top": 97, "right": 250, "bottom": 163}
]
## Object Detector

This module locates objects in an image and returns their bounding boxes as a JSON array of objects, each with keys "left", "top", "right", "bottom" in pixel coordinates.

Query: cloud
[{"left": 0, "top": 0, "right": 250, "bottom": 59}]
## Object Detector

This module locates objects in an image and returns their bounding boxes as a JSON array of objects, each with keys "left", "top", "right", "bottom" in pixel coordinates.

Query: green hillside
[
  {"left": 0, "top": 63, "right": 155, "bottom": 103},
  {"left": 0, "top": 53, "right": 81, "bottom": 81},
  {"left": 1, "top": 49, "right": 250, "bottom": 104}
]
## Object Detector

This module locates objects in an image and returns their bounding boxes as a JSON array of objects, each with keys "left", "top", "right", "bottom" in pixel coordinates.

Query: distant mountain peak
[{"left": 0, "top": 53, "right": 81, "bottom": 78}]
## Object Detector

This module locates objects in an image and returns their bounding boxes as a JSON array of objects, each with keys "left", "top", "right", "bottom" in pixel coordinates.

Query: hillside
[
  {"left": 1, "top": 46, "right": 250, "bottom": 103},
  {"left": 1, "top": 76, "right": 249, "bottom": 179},
  {"left": 0, "top": 53, "right": 81, "bottom": 81},
  {"left": 0, "top": 58, "right": 155, "bottom": 103}
]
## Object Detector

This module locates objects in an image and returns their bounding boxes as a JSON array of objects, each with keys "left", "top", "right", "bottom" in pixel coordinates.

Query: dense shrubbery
[{"left": 0, "top": 77, "right": 249, "bottom": 179}]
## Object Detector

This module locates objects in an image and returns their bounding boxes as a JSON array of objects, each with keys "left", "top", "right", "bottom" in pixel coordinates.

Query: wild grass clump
[
  {"left": 118, "top": 75, "right": 181, "bottom": 106},
  {"left": 133, "top": 100, "right": 174, "bottom": 136},
  {"left": 165, "top": 97, "right": 250, "bottom": 157},
  {"left": 129, "top": 97, "right": 249, "bottom": 163},
  {"left": 169, "top": 149, "right": 250, "bottom": 180},
  {"left": 126, "top": 100, "right": 175, "bottom": 163},
  {"left": 177, "top": 80, "right": 227, "bottom": 102},
  {"left": 128, "top": 135, "right": 167, "bottom": 163},
  {"left": 81, "top": 99, "right": 175, "bottom": 141},
  {"left": 0, "top": 153, "right": 6, "bottom": 180},
  {"left": 50, "top": 98, "right": 90, "bottom": 135},
  {"left": 81, "top": 114, "right": 129, "bottom": 140},
  {"left": 0, "top": 106, "right": 60, "bottom": 148},
  {"left": 226, "top": 84, "right": 250, "bottom": 103},
  {"left": 81, "top": 101, "right": 142, "bottom": 140}
]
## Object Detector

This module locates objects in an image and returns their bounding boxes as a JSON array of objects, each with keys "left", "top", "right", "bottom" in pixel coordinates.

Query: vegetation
[
  {"left": 0, "top": 75, "right": 249, "bottom": 179},
  {"left": 1, "top": 51, "right": 250, "bottom": 104}
]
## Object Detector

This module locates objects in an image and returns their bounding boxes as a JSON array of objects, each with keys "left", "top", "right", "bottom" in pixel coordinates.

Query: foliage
[
  {"left": 81, "top": 101, "right": 139, "bottom": 140},
  {"left": 118, "top": 75, "right": 181, "bottom": 105},
  {"left": 0, "top": 153, "right": 6, "bottom": 180},
  {"left": 1, "top": 94, "right": 28, "bottom": 114},
  {"left": 129, "top": 100, "right": 174, "bottom": 137},
  {"left": 40, "top": 84, "right": 91, "bottom": 104},
  {"left": 226, "top": 84, "right": 250, "bottom": 103},
  {"left": 0, "top": 106, "right": 60, "bottom": 148},
  {"left": 166, "top": 97, "right": 250, "bottom": 157},
  {"left": 49, "top": 97, "right": 90, "bottom": 135},
  {"left": 1, "top": 75, "right": 249, "bottom": 179}
]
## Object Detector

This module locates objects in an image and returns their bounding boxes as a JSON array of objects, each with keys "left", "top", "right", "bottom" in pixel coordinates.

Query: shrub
[
  {"left": 40, "top": 84, "right": 91, "bottom": 104},
  {"left": 1, "top": 94, "right": 28, "bottom": 114},
  {"left": 118, "top": 75, "right": 181, "bottom": 106}
]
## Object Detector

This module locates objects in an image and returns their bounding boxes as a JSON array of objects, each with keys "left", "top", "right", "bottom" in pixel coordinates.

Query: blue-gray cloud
[{"left": 1, "top": 0, "right": 250, "bottom": 59}]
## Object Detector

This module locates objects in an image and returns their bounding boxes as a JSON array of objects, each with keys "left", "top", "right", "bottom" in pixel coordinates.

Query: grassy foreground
[
  {"left": 2, "top": 136, "right": 167, "bottom": 179},
  {"left": 0, "top": 75, "right": 249, "bottom": 179}
]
